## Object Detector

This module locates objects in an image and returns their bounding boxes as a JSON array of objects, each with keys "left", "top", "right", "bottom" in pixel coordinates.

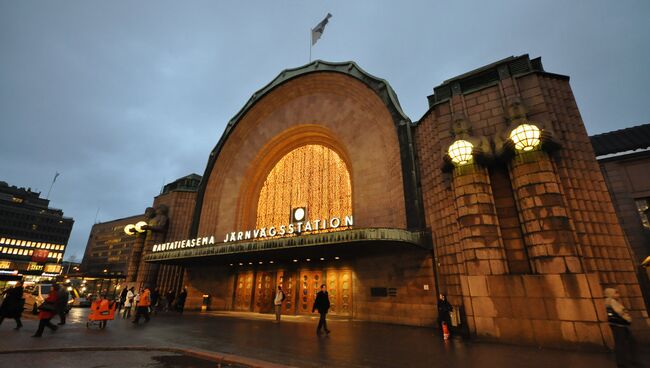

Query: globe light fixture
[
  {"left": 134, "top": 221, "right": 148, "bottom": 233},
  {"left": 123, "top": 224, "right": 136, "bottom": 235},
  {"left": 510, "top": 123, "right": 541, "bottom": 151},
  {"left": 447, "top": 139, "right": 474, "bottom": 165}
]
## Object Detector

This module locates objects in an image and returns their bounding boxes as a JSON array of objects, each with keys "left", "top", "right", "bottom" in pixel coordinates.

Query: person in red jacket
[{"left": 32, "top": 284, "right": 59, "bottom": 337}]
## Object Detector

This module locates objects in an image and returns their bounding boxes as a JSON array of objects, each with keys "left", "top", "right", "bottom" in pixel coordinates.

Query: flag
[
  {"left": 53, "top": 172, "right": 60, "bottom": 183},
  {"left": 311, "top": 13, "right": 332, "bottom": 46}
]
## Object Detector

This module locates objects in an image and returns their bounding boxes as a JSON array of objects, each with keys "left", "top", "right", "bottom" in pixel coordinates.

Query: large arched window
[{"left": 255, "top": 144, "right": 352, "bottom": 231}]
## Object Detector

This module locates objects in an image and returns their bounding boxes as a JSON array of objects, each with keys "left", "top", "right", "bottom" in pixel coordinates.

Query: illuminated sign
[
  {"left": 27, "top": 262, "right": 44, "bottom": 271},
  {"left": 32, "top": 249, "right": 49, "bottom": 263},
  {"left": 223, "top": 215, "right": 353, "bottom": 243},
  {"left": 153, "top": 236, "right": 216, "bottom": 253},
  {"left": 152, "top": 215, "right": 354, "bottom": 253}
]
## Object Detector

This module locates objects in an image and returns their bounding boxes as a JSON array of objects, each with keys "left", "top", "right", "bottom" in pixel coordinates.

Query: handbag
[
  {"left": 607, "top": 307, "right": 631, "bottom": 325},
  {"left": 38, "top": 301, "right": 56, "bottom": 312}
]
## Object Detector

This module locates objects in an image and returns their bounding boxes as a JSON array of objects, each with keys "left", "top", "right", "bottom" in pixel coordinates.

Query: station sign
[{"left": 152, "top": 214, "right": 353, "bottom": 253}]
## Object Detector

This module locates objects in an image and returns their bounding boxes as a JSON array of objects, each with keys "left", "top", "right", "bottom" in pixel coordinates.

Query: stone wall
[
  {"left": 354, "top": 250, "right": 437, "bottom": 326},
  {"left": 197, "top": 72, "right": 408, "bottom": 239},
  {"left": 415, "top": 56, "right": 648, "bottom": 347},
  {"left": 461, "top": 273, "right": 612, "bottom": 348}
]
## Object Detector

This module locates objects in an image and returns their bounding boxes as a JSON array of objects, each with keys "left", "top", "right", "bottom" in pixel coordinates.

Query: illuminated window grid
[
  {"left": 0, "top": 237, "right": 63, "bottom": 251},
  {"left": 255, "top": 144, "right": 352, "bottom": 238}
]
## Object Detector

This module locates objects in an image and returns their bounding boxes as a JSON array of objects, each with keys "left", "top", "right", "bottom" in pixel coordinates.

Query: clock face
[{"left": 293, "top": 207, "right": 306, "bottom": 222}]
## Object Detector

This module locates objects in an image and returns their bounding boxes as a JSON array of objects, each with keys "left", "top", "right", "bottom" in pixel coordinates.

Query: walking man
[
  {"left": 312, "top": 284, "right": 330, "bottom": 336},
  {"left": 274, "top": 285, "right": 285, "bottom": 322},
  {"left": 133, "top": 287, "right": 151, "bottom": 324},
  {"left": 0, "top": 281, "right": 24, "bottom": 330},
  {"left": 56, "top": 283, "right": 69, "bottom": 325},
  {"left": 117, "top": 285, "right": 128, "bottom": 313},
  {"left": 176, "top": 287, "right": 187, "bottom": 314}
]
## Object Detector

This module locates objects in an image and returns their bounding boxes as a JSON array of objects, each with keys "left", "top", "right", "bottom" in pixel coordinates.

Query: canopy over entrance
[{"left": 144, "top": 228, "right": 429, "bottom": 266}]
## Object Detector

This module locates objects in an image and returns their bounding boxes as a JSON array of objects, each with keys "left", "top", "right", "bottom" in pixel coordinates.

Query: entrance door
[
  {"left": 234, "top": 271, "right": 254, "bottom": 311},
  {"left": 254, "top": 272, "right": 274, "bottom": 313},
  {"left": 298, "top": 270, "right": 322, "bottom": 315},
  {"left": 276, "top": 270, "right": 296, "bottom": 315},
  {"left": 326, "top": 269, "right": 352, "bottom": 316}
]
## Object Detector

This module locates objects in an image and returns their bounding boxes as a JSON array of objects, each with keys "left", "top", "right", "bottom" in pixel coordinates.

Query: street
[{"left": 0, "top": 308, "right": 640, "bottom": 368}]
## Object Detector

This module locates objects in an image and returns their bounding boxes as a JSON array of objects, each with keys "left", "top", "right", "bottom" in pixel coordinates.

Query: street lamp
[
  {"left": 448, "top": 139, "right": 474, "bottom": 166},
  {"left": 124, "top": 221, "right": 149, "bottom": 235},
  {"left": 510, "top": 123, "right": 541, "bottom": 151}
]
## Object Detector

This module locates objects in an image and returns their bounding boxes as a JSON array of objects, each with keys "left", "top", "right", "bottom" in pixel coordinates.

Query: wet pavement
[
  {"left": 0, "top": 350, "right": 239, "bottom": 368},
  {"left": 0, "top": 308, "right": 645, "bottom": 367}
]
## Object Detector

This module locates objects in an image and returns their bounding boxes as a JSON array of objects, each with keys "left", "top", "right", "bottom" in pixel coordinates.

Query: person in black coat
[
  {"left": 176, "top": 287, "right": 187, "bottom": 313},
  {"left": 437, "top": 293, "right": 453, "bottom": 337},
  {"left": 0, "top": 282, "right": 25, "bottom": 329},
  {"left": 312, "top": 284, "right": 331, "bottom": 335}
]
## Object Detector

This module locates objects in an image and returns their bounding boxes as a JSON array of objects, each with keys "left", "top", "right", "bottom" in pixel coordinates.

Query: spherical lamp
[
  {"left": 134, "top": 221, "right": 148, "bottom": 233},
  {"left": 448, "top": 139, "right": 474, "bottom": 165},
  {"left": 510, "top": 123, "right": 541, "bottom": 151},
  {"left": 123, "top": 224, "right": 136, "bottom": 235}
]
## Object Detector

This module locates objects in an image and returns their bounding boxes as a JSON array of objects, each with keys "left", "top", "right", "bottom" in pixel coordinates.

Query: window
[
  {"left": 635, "top": 198, "right": 650, "bottom": 229},
  {"left": 256, "top": 144, "right": 352, "bottom": 233}
]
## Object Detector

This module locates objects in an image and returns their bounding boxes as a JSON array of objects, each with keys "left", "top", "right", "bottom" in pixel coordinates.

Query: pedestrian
[
  {"left": 118, "top": 286, "right": 128, "bottom": 313},
  {"left": 56, "top": 283, "right": 70, "bottom": 325},
  {"left": 437, "top": 293, "right": 453, "bottom": 339},
  {"left": 604, "top": 288, "right": 639, "bottom": 367},
  {"left": 274, "top": 285, "right": 285, "bottom": 322},
  {"left": 165, "top": 289, "right": 175, "bottom": 312},
  {"left": 0, "top": 281, "right": 25, "bottom": 330},
  {"left": 176, "top": 287, "right": 187, "bottom": 313},
  {"left": 312, "top": 284, "right": 330, "bottom": 336},
  {"left": 133, "top": 286, "right": 151, "bottom": 324},
  {"left": 32, "top": 284, "right": 59, "bottom": 337},
  {"left": 151, "top": 288, "right": 160, "bottom": 315},
  {"left": 122, "top": 287, "right": 134, "bottom": 319}
]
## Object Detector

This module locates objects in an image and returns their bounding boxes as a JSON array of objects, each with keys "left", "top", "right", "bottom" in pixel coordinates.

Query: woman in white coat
[{"left": 122, "top": 287, "right": 135, "bottom": 319}]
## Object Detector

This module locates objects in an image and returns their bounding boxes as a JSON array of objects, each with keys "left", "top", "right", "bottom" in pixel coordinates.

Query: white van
[{"left": 24, "top": 284, "right": 73, "bottom": 314}]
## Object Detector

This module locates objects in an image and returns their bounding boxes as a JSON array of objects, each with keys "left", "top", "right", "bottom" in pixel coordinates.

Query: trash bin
[{"left": 201, "top": 294, "right": 210, "bottom": 312}]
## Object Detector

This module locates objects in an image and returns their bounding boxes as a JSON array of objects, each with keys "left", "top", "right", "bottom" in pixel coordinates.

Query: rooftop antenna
[{"left": 94, "top": 206, "right": 100, "bottom": 224}]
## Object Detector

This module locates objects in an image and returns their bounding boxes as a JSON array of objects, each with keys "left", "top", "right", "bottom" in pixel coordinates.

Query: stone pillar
[
  {"left": 509, "top": 150, "right": 583, "bottom": 274},
  {"left": 126, "top": 233, "right": 146, "bottom": 284},
  {"left": 453, "top": 164, "right": 509, "bottom": 275}
]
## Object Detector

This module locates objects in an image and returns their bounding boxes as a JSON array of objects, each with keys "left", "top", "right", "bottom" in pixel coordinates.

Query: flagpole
[
  {"left": 46, "top": 172, "right": 59, "bottom": 200},
  {"left": 309, "top": 28, "right": 312, "bottom": 63}
]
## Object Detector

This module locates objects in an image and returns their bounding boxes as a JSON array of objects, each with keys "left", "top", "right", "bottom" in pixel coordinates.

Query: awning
[{"left": 144, "top": 228, "right": 429, "bottom": 265}]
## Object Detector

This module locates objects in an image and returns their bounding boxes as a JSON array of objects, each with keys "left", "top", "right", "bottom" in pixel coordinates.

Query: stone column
[
  {"left": 126, "top": 233, "right": 146, "bottom": 284},
  {"left": 509, "top": 150, "right": 583, "bottom": 274},
  {"left": 453, "top": 164, "right": 509, "bottom": 275}
]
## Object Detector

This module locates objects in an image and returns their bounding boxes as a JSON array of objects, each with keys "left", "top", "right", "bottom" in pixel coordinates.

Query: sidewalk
[{"left": 0, "top": 308, "right": 639, "bottom": 368}]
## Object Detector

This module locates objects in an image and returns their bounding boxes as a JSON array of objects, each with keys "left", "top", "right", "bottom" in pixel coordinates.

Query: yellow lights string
[
  {"left": 509, "top": 123, "right": 541, "bottom": 151},
  {"left": 448, "top": 139, "right": 474, "bottom": 165},
  {"left": 256, "top": 144, "right": 352, "bottom": 234}
]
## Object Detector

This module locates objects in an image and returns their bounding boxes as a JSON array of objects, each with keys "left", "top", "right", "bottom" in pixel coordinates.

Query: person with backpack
[{"left": 274, "top": 285, "right": 285, "bottom": 322}]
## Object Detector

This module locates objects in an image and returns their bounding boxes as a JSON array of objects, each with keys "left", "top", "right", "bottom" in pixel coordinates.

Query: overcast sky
[{"left": 1, "top": 1, "right": 649, "bottom": 261}]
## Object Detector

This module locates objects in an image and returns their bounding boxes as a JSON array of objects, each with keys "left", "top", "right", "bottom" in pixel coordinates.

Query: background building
[
  {"left": 591, "top": 123, "right": 650, "bottom": 316},
  {"left": 81, "top": 214, "right": 144, "bottom": 278},
  {"left": 0, "top": 181, "right": 73, "bottom": 288}
]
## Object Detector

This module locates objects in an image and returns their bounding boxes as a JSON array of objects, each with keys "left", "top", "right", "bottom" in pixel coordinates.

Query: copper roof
[{"left": 590, "top": 123, "right": 650, "bottom": 156}]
